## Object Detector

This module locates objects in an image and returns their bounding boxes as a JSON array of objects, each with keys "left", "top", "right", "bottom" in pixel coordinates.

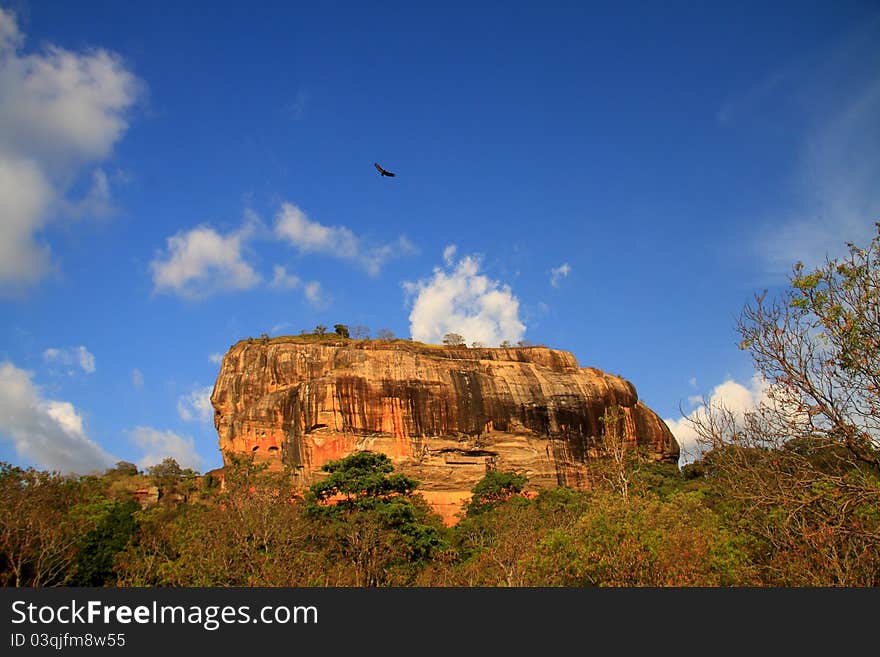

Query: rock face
[{"left": 211, "top": 338, "right": 678, "bottom": 517}]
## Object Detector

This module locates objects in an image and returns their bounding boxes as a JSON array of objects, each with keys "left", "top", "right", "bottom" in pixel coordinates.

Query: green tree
[
  {"left": 116, "top": 455, "right": 320, "bottom": 586},
  {"left": 306, "top": 451, "right": 445, "bottom": 585},
  {"left": 464, "top": 470, "right": 528, "bottom": 516},
  {"left": 109, "top": 461, "right": 139, "bottom": 477},
  {"left": 688, "top": 224, "right": 880, "bottom": 585},
  {"left": 71, "top": 499, "right": 140, "bottom": 586},
  {"left": 146, "top": 458, "right": 198, "bottom": 503},
  {"left": 425, "top": 486, "right": 589, "bottom": 586},
  {"left": 0, "top": 464, "right": 88, "bottom": 586},
  {"left": 333, "top": 324, "right": 350, "bottom": 338},
  {"left": 307, "top": 451, "right": 420, "bottom": 514},
  {"left": 527, "top": 491, "right": 752, "bottom": 586}
]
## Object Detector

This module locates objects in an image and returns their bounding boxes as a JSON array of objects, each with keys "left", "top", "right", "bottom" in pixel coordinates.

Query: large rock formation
[{"left": 211, "top": 338, "right": 678, "bottom": 519}]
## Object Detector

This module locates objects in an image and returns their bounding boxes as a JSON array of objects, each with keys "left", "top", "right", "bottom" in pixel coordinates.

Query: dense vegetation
[
  {"left": 2, "top": 443, "right": 876, "bottom": 587},
  {"left": 3, "top": 228, "right": 880, "bottom": 587}
]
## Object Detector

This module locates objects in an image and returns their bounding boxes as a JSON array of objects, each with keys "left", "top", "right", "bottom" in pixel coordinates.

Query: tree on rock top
[{"left": 442, "top": 333, "right": 465, "bottom": 346}]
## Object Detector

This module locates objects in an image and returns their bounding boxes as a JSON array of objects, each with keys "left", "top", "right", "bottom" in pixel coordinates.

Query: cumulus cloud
[
  {"left": 152, "top": 200, "right": 409, "bottom": 301},
  {"left": 150, "top": 224, "right": 261, "bottom": 299},
  {"left": 129, "top": 426, "right": 201, "bottom": 471},
  {"left": 0, "top": 9, "right": 140, "bottom": 293},
  {"left": 177, "top": 384, "right": 214, "bottom": 424},
  {"left": 0, "top": 361, "right": 116, "bottom": 473},
  {"left": 274, "top": 202, "right": 416, "bottom": 276},
  {"left": 550, "top": 263, "right": 571, "bottom": 287},
  {"left": 404, "top": 246, "right": 526, "bottom": 346},
  {"left": 131, "top": 368, "right": 143, "bottom": 389},
  {"left": 664, "top": 373, "right": 769, "bottom": 465},
  {"left": 43, "top": 345, "right": 96, "bottom": 374}
]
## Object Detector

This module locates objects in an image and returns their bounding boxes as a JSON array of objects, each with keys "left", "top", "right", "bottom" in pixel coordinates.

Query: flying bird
[{"left": 374, "top": 162, "right": 395, "bottom": 177}]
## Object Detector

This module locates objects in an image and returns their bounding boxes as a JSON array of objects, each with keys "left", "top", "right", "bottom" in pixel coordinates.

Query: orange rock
[{"left": 211, "top": 339, "right": 679, "bottom": 512}]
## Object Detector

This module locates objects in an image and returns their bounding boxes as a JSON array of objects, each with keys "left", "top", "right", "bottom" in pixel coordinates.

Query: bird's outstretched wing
[{"left": 374, "top": 162, "right": 395, "bottom": 177}]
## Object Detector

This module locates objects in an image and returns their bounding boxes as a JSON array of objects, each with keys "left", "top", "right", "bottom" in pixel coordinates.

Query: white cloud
[
  {"left": 550, "top": 263, "right": 571, "bottom": 287},
  {"left": 129, "top": 426, "right": 201, "bottom": 471},
  {"left": 664, "top": 373, "right": 768, "bottom": 465},
  {"left": 0, "top": 361, "right": 116, "bottom": 473},
  {"left": 0, "top": 9, "right": 140, "bottom": 293},
  {"left": 442, "top": 244, "right": 457, "bottom": 265},
  {"left": 177, "top": 385, "right": 214, "bottom": 424},
  {"left": 274, "top": 202, "right": 415, "bottom": 275},
  {"left": 150, "top": 224, "right": 261, "bottom": 299},
  {"left": 0, "top": 155, "right": 53, "bottom": 289},
  {"left": 61, "top": 167, "right": 116, "bottom": 220},
  {"left": 0, "top": 9, "right": 23, "bottom": 53},
  {"left": 208, "top": 353, "right": 223, "bottom": 365},
  {"left": 270, "top": 264, "right": 301, "bottom": 290},
  {"left": 754, "top": 22, "right": 880, "bottom": 277},
  {"left": 269, "top": 263, "right": 327, "bottom": 307},
  {"left": 404, "top": 248, "right": 526, "bottom": 346},
  {"left": 131, "top": 368, "right": 143, "bottom": 389},
  {"left": 43, "top": 345, "right": 96, "bottom": 374},
  {"left": 77, "top": 347, "right": 95, "bottom": 373},
  {"left": 303, "top": 280, "right": 327, "bottom": 307}
]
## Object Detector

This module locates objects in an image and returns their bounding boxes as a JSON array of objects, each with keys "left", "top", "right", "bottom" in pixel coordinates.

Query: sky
[{"left": 1, "top": 1, "right": 879, "bottom": 474}]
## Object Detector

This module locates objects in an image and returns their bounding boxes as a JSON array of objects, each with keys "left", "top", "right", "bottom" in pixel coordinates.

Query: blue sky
[{"left": 1, "top": 1, "right": 878, "bottom": 473}]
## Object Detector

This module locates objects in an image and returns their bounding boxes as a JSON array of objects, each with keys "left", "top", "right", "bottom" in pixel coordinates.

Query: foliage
[
  {"left": 333, "top": 324, "right": 350, "bottom": 338},
  {"left": 306, "top": 452, "right": 419, "bottom": 514},
  {"left": 146, "top": 457, "right": 199, "bottom": 503},
  {"left": 0, "top": 463, "right": 91, "bottom": 586},
  {"left": 0, "top": 448, "right": 874, "bottom": 586},
  {"left": 71, "top": 498, "right": 139, "bottom": 586},
  {"left": 734, "top": 224, "right": 880, "bottom": 467},
  {"left": 305, "top": 452, "right": 446, "bottom": 585},
  {"left": 109, "top": 461, "right": 140, "bottom": 477},
  {"left": 464, "top": 470, "right": 528, "bottom": 516},
  {"left": 685, "top": 224, "right": 880, "bottom": 585},
  {"left": 527, "top": 491, "right": 753, "bottom": 586},
  {"left": 422, "top": 486, "right": 590, "bottom": 586},
  {"left": 592, "top": 406, "right": 640, "bottom": 500}
]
